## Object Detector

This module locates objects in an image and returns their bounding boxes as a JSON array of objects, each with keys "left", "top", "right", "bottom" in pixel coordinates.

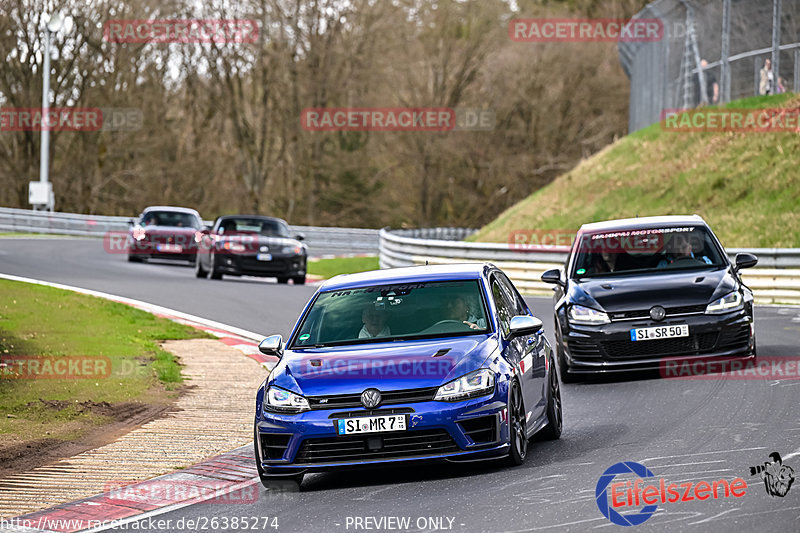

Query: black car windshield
[
  {"left": 141, "top": 211, "right": 199, "bottom": 228},
  {"left": 572, "top": 226, "right": 726, "bottom": 277},
  {"left": 217, "top": 218, "right": 291, "bottom": 238},
  {"left": 290, "top": 280, "right": 491, "bottom": 348}
]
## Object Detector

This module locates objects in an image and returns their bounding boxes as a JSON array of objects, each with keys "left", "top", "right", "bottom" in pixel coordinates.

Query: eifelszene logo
[
  {"left": 595, "top": 461, "right": 747, "bottom": 526},
  {"left": 749, "top": 452, "right": 795, "bottom": 498}
]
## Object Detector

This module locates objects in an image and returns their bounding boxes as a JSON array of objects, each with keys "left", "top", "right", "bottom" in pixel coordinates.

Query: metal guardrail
[
  {"left": 379, "top": 228, "right": 800, "bottom": 305},
  {"left": 0, "top": 207, "right": 380, "bottom": 257}
]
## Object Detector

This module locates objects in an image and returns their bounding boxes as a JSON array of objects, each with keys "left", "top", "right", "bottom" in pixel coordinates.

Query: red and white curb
[
  {"left": 0, "top": 273, "right": 287, "bottom": 532},
  {"left": 3, "top": 446, "right": 263, "bottom": 533}
]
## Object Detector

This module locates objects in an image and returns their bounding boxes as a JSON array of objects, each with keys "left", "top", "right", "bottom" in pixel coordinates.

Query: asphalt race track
[{"left": 2, "top": 237, "right": 800, "bottom": 532}]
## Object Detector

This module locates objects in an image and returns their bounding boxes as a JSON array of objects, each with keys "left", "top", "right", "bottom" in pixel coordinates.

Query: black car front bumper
[
  {"left": 559, "top": 310, "right": 755, "bottom": 375},
  {"left": 215, "top": 253, "right": 306, "bottom": 278}
]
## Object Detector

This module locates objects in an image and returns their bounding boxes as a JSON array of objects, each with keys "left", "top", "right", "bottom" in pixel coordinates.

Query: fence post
[
  {"left": 720, "top": 0, "right": 731, "bottom": 103},
  {"left": 794, "top": 49, "right": 799, "bottom": 92},
  {"left": 772, "top": 0, "right": 782, "bottom": 84}
]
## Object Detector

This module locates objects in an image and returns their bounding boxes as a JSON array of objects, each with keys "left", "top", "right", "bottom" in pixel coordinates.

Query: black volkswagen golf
[{"left": 541, "top": 215, "right": 758, "bottom": 382}]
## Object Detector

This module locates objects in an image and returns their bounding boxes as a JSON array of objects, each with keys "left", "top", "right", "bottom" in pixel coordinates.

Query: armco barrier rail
[
  {"left": 0, "top": 207, "right": 379, "bottom": 256},
  {"left": 379, "top": 228, "right": 800, "bottom": 305}
]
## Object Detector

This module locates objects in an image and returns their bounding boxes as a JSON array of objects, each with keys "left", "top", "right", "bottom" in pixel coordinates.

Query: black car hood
[{"left": 570, "top": 267, "right": 737, "bottom": 312}]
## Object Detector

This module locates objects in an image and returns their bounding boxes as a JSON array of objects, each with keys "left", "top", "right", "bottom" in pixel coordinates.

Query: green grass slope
[{"left": 472, "top": 94, "right": 800, "bottom": 248}]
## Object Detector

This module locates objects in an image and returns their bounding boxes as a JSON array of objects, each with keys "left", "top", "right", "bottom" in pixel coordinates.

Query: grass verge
[
  {"left": 0, "top": 279, "right": 207, "bottom": 445},
  {"left": 470, "top": 93, "right": 800, "bottom": 248},
  {"left": 307, "top": 256, "right": 379, "bottom": 279}
]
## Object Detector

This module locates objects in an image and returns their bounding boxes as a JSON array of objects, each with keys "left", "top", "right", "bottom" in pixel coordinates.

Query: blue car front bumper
[{"left": 255, "top": 388, "right": 511, "bottom": 475}]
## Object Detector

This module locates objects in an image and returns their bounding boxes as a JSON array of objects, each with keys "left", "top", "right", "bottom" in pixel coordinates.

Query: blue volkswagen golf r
[{"left": 254, "top": 264, "right": 562, "bottom": 488}]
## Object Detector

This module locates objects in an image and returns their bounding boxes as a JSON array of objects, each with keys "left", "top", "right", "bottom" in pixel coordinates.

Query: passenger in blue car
[{"left": 358, "top": 302, "right": 391, "bottom": 338}]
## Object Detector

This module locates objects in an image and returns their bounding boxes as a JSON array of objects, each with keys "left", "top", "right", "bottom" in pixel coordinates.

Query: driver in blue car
[
  {"left": 358, "top": 302, "right": 391, "bottom": 338},
  {"left": 445, "top": 295, "right": 486, "bottom": 330}
]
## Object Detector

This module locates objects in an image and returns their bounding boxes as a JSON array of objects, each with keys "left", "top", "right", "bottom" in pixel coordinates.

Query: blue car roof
[{"left": 320, "top": 263, "right": 491, "bottom": 291}]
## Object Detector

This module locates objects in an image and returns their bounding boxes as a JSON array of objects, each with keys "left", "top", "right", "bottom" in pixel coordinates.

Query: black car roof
[{"left": 579, "top": 215, "right": 707, "bottom": 233}]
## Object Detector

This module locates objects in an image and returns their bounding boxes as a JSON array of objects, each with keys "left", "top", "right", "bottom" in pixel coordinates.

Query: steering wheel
[
  {"left": 673, "top": 255, "right": 697, "bottom": 262},
  {"left": 431, "top": 320, "right": 467, "bottom": 327}
]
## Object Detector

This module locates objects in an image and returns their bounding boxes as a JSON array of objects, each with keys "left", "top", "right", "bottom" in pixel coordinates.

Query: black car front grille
[
  {"left": 307, "top": 387, "right": 438, "bottom": 410},
  {"left": 294, "top": 429, "right": 459, "bottom": 464},
  {"left": 610, "top": 305, "right": 707, "bottom": 321},
  {"left": 237, "top": 257, "right": 289, "bottom": 272},
  {"left": 717, "top": 324, "right": 751, "bottom": 350},
  {"left": 569, "top": 339, "right": 603, "bottom": 358},
  {"left": 458, "top": 415, "right": 497, "bottom": 444},
  {"left": 259, "top": 433, "right": 292, "bottom": 460},
  {"left": 327, "top": 407, "right": 414, "bottom": 419},
  {"left": 602, "top": 333, "right": 718, "bottom": 359}
]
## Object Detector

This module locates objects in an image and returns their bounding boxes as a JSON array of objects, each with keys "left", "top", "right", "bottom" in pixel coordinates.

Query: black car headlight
[
  {"left": 282, "top": 245, "right": 303, "bottom": 255},
  {"left": 705, "top": 291, "right": 743, "bottom": 314},
  {"left": 568, "top": 304, "right": 610, "bottom": 325},
  {"left": 434, "top": 369, "right": 495, "bottom": 402},
  {"left": 264, "top": 386, "right": 310, "bottom": 413}
]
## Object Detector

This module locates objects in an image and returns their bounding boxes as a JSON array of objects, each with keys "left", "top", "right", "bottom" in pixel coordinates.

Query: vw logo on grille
[
  {"left": 361, "top": 388, "right": 381, "bottom": 409},
  {"left": 260, "top": 246, "right": 269, "bottom": 252},
  {"left": 649, "top": 306, "right": 666, "bottom": 321}
]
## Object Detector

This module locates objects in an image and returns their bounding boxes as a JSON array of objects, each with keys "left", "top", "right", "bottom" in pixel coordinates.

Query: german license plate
[
  {"left": 630, "top": 324, "right": 689, "bottom": 341},
  {"left": 256, "top": 253, "right": 272, "bottom": 261},
  {"left": 336, "top": 415, "right": 406, "bottom": 435},
  {"left": 157, "top": 244, "right": 182, "bottom": 253}
]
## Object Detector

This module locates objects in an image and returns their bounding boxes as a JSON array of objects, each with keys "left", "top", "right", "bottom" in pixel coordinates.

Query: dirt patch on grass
[{"left": 0, "top": 395, "right": 180, "bottom": 478}]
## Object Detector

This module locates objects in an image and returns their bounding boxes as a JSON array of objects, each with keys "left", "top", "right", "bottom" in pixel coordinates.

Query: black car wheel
[
  {"left": 195, "top": 255, "right": 208, "bottom": 278},
  {"left": 209, "top": 254, "right": 223, "bottom": 280},
  {"left": 276, "top": 277, "right": 289, "bottom": 284},
  {"left": 505, "top": 381, "right": 527, "bottom": 466},
  {"left": 537, "top": 360, "right": 563, "bottom": 440},
  {"left": 292, "top": 276, "right": 306, "bottom": 285},
  {"left": 127, "top": 254, "right": 142, "bottom": 263},
  {"left": 254, "top": 428, "right": 303, "bottom": 491}
]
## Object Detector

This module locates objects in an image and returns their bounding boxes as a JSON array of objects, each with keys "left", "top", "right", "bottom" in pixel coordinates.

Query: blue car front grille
[
  {"left": 306, "top": 387, "right": 439, "bottom": 410},
  {"left": 294, "top": 429, "right": 459, "bottom": 464}
]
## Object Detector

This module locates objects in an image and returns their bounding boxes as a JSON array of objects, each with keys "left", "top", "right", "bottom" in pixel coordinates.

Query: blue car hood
[{"left": 270, "top": 335, "right": 497, "bottom": 397}]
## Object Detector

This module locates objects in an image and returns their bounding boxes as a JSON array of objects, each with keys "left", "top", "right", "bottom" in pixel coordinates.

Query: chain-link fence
[{"left": 620, "top": 0, "right": 800, "bottom": 132}]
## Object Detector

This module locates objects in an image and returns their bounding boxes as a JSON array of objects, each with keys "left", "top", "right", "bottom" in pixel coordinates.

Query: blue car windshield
[
  {"left": 290, "top": 280, "right": 490, "bottom": 348},
  {"left": 572, "top": 226, "right": 726, "bottom": 277}
]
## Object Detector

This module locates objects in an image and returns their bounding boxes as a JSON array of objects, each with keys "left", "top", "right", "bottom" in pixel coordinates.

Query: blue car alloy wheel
[{"left": 253, "top": 263, "right": 563, "bottom": 489}]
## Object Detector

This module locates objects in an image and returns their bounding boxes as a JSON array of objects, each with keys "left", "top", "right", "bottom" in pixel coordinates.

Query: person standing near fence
[{"left": 759, "top": 58, "right": 774, "bottom": 95}]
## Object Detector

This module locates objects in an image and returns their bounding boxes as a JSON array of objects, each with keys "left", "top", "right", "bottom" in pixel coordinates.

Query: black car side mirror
[
  {"left": 128, "top": 218, "right": 136, "bottom": 226},
  {"left": 508, "top": 315, "right": 543, "bottom": 340},
  {"left": 734, "top": 253, "right": 758, "bottom": 271},
  {"left": 259, "top": 335, "right": 284, "bottom": 358},
  {"left": 541, "top": 269, "right": 565, "bottom": 287},
  {"left": 295, "top": 233, "right": 305, "bottom": 241}
]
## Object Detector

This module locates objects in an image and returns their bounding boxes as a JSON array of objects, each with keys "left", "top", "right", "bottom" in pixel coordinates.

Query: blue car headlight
[
  {"left": 434, "top": 369, "right": 495, "bottom": 402},
  {"left": 705, "top": 291, "right": 743, "bottom": 314},
  {"left": 264, "top": 386, "right": 310, "bottom": 414}
]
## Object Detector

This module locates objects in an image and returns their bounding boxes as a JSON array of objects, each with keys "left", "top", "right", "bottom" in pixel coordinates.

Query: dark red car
[{"left": 127, "top": 206, "right": 204, "bottom": 263}]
